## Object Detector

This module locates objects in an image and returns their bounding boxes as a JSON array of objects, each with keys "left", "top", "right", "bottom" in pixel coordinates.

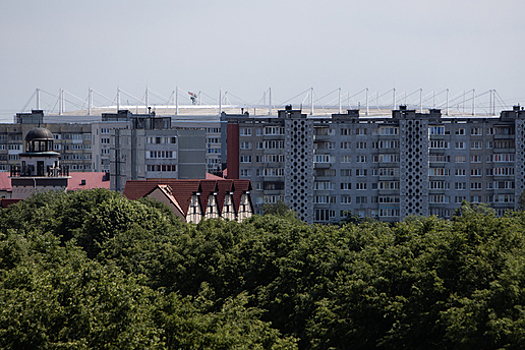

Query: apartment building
[
  {"left": 224, "top": 105, "right": 525, "bottom": 224},
  {"left": 109, "top": 112, "right": 206, "bottom": 192},
  {"left": 0, "top": 110, "right": 93, "bottom": 172}
]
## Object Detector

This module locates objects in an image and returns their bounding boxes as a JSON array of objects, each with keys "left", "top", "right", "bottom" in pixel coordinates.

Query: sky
[{"left": 1, "top": 0, "right": 524, "bottom": 121}]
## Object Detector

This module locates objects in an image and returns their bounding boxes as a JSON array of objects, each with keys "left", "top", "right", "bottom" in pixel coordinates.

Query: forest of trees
[{"left": 2, "top": 189, "right": 525, "bottom": 349}]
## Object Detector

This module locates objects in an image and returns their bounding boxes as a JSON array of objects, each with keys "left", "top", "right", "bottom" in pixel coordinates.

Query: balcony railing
[{"left": 10, "top": 165, "right": 70, "bottom": 177}]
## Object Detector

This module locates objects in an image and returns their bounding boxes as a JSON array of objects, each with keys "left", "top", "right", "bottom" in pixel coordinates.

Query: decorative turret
[{"left": 9, "top": 126, "right": 70, "bottom": 199}]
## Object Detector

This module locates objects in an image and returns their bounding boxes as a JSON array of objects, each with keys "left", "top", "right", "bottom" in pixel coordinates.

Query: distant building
[
  {"left": 224, "top": 105, "right": 525, "bottom": 224},
  {"left": 3, "top": 125, "right": 110, "bottom": 199},
  {"left": 108, "top": 111, "right": 207, "bottom": 192},
  {"left": 123, "top": 179, "right": 253, "bottom": 223}
]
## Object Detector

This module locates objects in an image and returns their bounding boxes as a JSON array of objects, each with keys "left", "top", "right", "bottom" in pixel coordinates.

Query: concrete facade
[{"left": 224, "top": 105, "right": 525, "bottom": 224}]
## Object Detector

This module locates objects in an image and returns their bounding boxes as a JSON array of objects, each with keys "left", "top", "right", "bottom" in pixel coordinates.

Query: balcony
[{"left": 10, "top": 164, "right": 70, "bottom": 178}]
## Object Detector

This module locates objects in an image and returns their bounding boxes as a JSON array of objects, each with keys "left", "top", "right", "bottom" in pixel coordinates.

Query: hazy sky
[{"left": 1, "top": 0, "right": 524, "bottom": 120}]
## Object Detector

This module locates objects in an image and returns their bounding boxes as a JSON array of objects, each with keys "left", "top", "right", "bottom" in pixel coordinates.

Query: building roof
[
  {"left": 25, "top": 127, "right": 54, "bottom": 141},
  {"left": 0, "top": 199, "right": 22, "bottom": 208},
  {"left": 0, "top": 172, "right": 110, "bottom": 192},
  {"left": 123, "top": 179, "right": 251, "bottom": 216}
]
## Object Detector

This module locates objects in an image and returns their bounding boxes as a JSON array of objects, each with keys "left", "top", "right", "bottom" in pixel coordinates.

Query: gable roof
[{"left": 123, "top": 178, "right": 252, "bottom": 217}]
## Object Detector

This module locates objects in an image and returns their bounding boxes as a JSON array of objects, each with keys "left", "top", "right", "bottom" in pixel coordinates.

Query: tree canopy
[{"left": 2, "top": 189, "right": 525, "bottom": 349}]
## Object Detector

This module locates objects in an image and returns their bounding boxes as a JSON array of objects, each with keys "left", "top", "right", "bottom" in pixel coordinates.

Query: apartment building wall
[
  {"left": 110, "top": 115, "right": 207, "bottom": 192},
  {"left": 0, "top": 111, "right": 93, "bottom": 172},
  {"left": 225, "top": 106, "right": 525, "bottom": 224}
]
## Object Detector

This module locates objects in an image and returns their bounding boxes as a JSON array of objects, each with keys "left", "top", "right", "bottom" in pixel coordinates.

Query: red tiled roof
[
  {"left": 0, "top": 198, "right": 22, "bottom": 208},
  {"left": 68, "top": 172, "right": 110, "bottom": 191},
  {"left": 0, "top": 172, "right": 110, "bottom": 192},
  {"left": 0, "top": 172, "right": 10, "bottom": 191},
  {"left": 206, "top": 172, "right": 224, "bottom": 179},
  {"left": 123, "top": 178, "right": 252, "bottom": 217}
]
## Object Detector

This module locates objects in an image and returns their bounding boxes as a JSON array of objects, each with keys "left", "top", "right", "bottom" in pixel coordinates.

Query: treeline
[{"left": 2, "top": 190, "right": 525, "bottom": 349}]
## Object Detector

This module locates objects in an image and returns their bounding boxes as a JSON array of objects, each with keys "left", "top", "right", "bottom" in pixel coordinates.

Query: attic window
[{"left": 80, "top": 179, "right": 86, "bottom": 186}]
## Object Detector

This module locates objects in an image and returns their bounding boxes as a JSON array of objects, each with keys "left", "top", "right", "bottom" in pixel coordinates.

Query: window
[
  {"left": 429, "top": 195, "right": 448, "bottom": 203},
  {"left": 340, "top": 169, "right": 351, "bottom": 176},
  {"left": 355, "top": 169, "right": 367, "bottom": 177},
  {"left": 356, "top": 155, "right": 367, "bottom": 163},
  {"left": 314, "top": 182, "right": 335, "bottom": 190},
  {"left": 379, "top": 209, "right": 400, "bottom": 217},
  {"left": 341, "top": 155, "right": 352, "bottom": 163},
  {"left": 340, "top": 128, "right": 351, "bottom": 136},
  {"left": 356, "top": 128, "right": 368, "bottom": 135},
  {"left": 493, "top": 167, "right": 515, "bottom": 176},
  {"left": 240, "top": 155, "right": 252, "bottom": 163},
  {"left": 240, "top": 169, "right": 251, "bottom": 177},
  {"left": 470, "top": 182, "right": 482, "bottom": 190},
  {"left": 340, "top": 183, "right": 351, "bottom": 190},
  {"left": 486, "top": 127, "right": 495, "bottom": 135},
  {"left": 430, "top": 181, "right": 449, "bottom": 190},
  {"left": 455, "top": 155, "right": 466, "bottom": 163},
  {"left": 240, "top": 128, "right": 252, "bottom": 136},
  {"left": 256, "top": 168, "right": 284, "bottom": 177},
  {"left": 356, "top": 142, "right": 367, "bottom": 149},
  {"left": 315, "top": 155, "right": 333, "bottom": 163},
  {"left": 455, "top": 142, "right": 466, "bottom": 149},
  {"left": 378, "top": 181, "right": 399, "bottom": 190},
  {"left": 314, "top": 196, "right": 336, "bottom": 204},
  {"left": 429, "top": 126, "right": 445, "bottom": 135},
  {"left": 378, "top": 196, "right": 399, "bottom": 203},
  {"left": 470, "top": 141, "right": 482, "bottom": 149},
  {"left": 373, "top": 154, "right": 399, "bottom": 163},
  {"left": 470, "top": 127, "right": 482, "bottom": 135},
  {"left": 356, "top": 182, "right": 367, "bottom": 190},
  {"left": 376, "top": 140, "right": 399, "bottom": 149},
  {"left": 470, "top": 155, "right": 482, "bottom": 163},
  {"left": 147, "top": 164, "right": 177, "bottom": 172},
  {"left": 494, "top": 181, "right": 515, "bottom": 189},
  {"left": 340, "top": 142, "right": 351, "bottom": 149},
  {"left": 455, "top": 128, "right": 466, "bottom": 135},
  {"left": 340, "top": 195, "right": 352, "bottom": 204},
  {"left": 147, "top": 151, "right": 175, "bottom": 159},
  {"left": 470, "top": 196, "right": 482, "bottom": 203},
  {"left": 455, "top": 182, "right": 466, "bottom": 190},
  {"left": 470, "top": 168, "right": 482, "bottom": 176},
  {"left": 429, "top": 168, "right": 450, "bottom": 176},
  {"left": 379, "top": 127, "right": 397, "bottom": 135},
  {"left": 264, "top": 127, "right": 284, "bottom": 135},
  {"left": 429, "top": 155, "right": 450, "bottom": 162},
  {"left": 455, "top": 169, "right": 466, "bottom": 176},
  {"left": 429, "top": 141, "right": 449, "bottom": 149},
  {"left": 455, "top": 196, "right": 467, "bottom": 203},
  {"left": 315, "top": 209, "right": 336, "bottom": 221},
  {"left": 493, "top": 154, "right": 515, "bottom": 162},
  {"left": 355, "top": 196, "right": 367, "bottom": 204},
  {"left": 240, "top": 141, "right": 252, "bottom": 150}
]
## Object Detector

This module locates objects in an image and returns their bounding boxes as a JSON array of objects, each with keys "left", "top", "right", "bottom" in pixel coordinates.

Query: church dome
[{"left": 25, "top": 127, "right": 54, "bottom": 142}]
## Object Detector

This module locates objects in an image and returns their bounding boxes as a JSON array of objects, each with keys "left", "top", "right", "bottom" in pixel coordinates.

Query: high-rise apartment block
[{"left": 224, "top": 105, "right": 525, "bottom": 224}]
